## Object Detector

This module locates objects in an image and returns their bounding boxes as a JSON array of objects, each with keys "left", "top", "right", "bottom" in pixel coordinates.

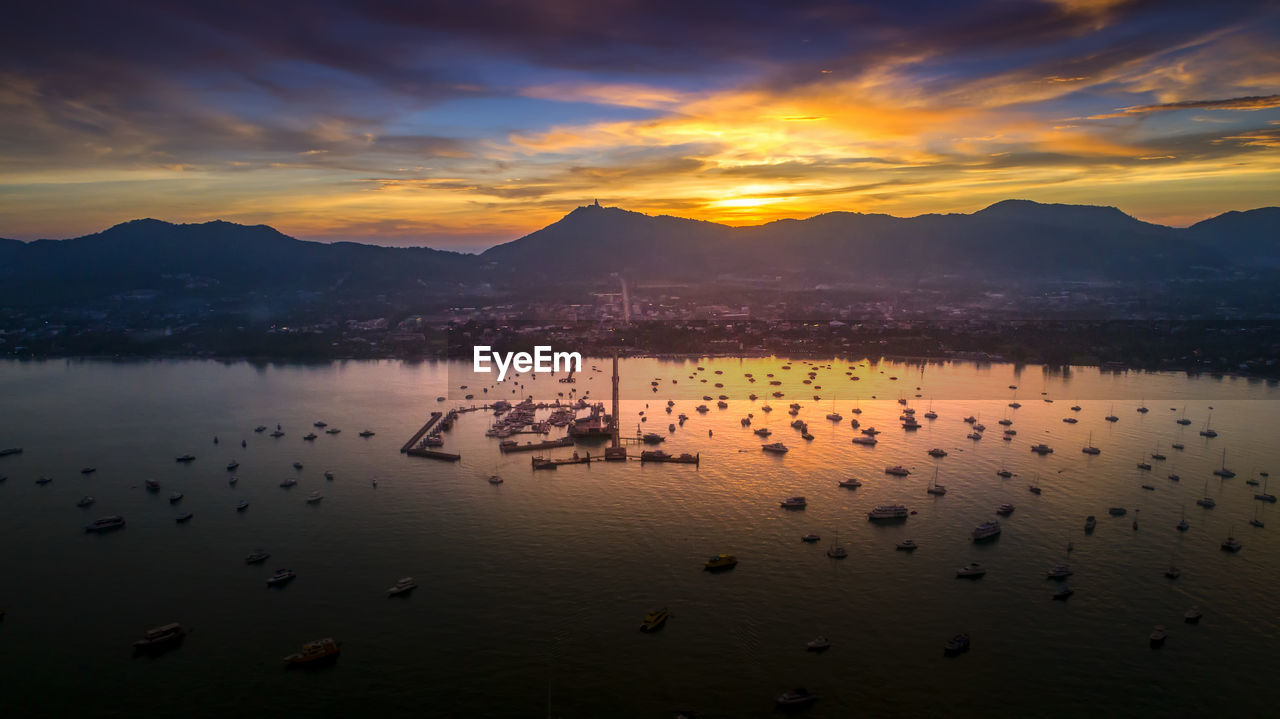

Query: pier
[
  {"left": 400, "top": 412, "right": 443, "bottom": 453},
  {"left": 406, "top": 447, "right": 462, "bottom": 461}
]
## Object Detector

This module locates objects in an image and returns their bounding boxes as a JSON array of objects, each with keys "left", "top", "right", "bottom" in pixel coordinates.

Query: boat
[
  {"left": 270, "top": 430, "right": 285, "bottom": 438},
  {"left": 837, "top": 478, "right": 862, "bottom": 489},
  {"left": 1052, "top": 585, "right": 1074, "bottom": 600},
  {"left": 1184, "top": 607, "right": 1202, "bottom": 624},
  {"left": 175, "top": 512, "right": 193, "bottom": 523},
  {"left": 1255, "top": 477, "right": 1276, "bottom": 503},
  {"left": 1141, "top": 484, "right": 1155, "bottom": 491},
  {"left": 1200, "top": 413, "right": 1217, "bottom": 437},
  {"left": 302, "top": 432, "right": 317, "bottom": 442},
  {"left": 0, "top": 447, "right": 24, "bottom": 456},
  {"left": 971, "top": 521, "right": 1001, "bottom": 541},
  {"left": 967, "top": 432, "right": 983, "bottom": 441},
  {"left": 306, "top": 491, "right": 324, "bottom": 504},
  {"left": 84, "top": 515, "right": 126, "bottom": 533},
  {"left": 1108, "top": 507, "right": 1127, "bottom": 516},
  {"left": 313, "top": 421, "right": 327, "bottom": 428},
  {"left": 1082, "top": 432, "right": 1100, "bottom": 455},
  {"left": 642, "top": 433, "right": 665, "bottom": 444},
  {"left": 996, "top": 503, "right": 1015, "bottom": 515},
  {"left": 1030, "top": 444, "right": 1054, "bottom": 455},
  {"left": 1136, "top": 460, "right": 1152, "bottom": 470},
  {"left": 896, "top": 539, "right": 918, "bottom": 551},
  {"left": 325, "top": 428, "right": 341, "bottom": 435},
  {"left": 996, "top": 465, "right": 1013, "bottom": 478},
  {"left": 1149, "top": 625, "right": 1168, "bottom": 647},
  {"left": 754, "top": 427, "right": 772, "bottom": 437},
  {"left": 1196, "top": 479, "right": 1215, "bottom": 508},
  {"left": 80, "top": 467, "right": 96, "bottom": 474},
  {"left": 884, "top": 465, "right": 910, "bottom": 476},
  {"left": 944, "top": 633, "right": 971, "bottom": 655},
  {"left": 806, "top": 636, "right": 831, "bottom": 651},
  {"left": 226, "top": 461, "right": 240, "bottom": 471},
  {"left": 851, "top": 436, "right": 878, "bottom": 446},
  {"left": 927, "top": 448, "right": 948, "bottom": 458},
  {"left": 359, "top": 430, "right": 375, "bottom": 437},
  {"left": 775, "top": 688, "right": 818, "bottom": 709},
  {"left": 280, "top": 478, "right": 297, "bottom": 488},
  {"left": 867, "top": 505, "right": 910, "bottom": 521},
  {"left": 1151, "top": 442, "right": 1166, "bottom": 461},
  {"left": 76, "top": 496, "right": 95, "bottom": 508},
  {"left": 926, "top": 468, "right": 946, "bottom": 495},
  {"left": 1212, "top": 449, "right": 1235, "bottom": 478},
  {"left": 640, "top": 607, "right": 670, "bottom": 633},
  {"left": 245, "top": 550, "right": 270, "bottom": 564},
  {"left": 956, "top": 562, "right": 986, "bottom": 578},
  {"left": 1165, "top": 564, "right": 1180, "bottom": 579},
  {"left": 1028, "top": 484, "right": 1042, "bottom": 495},
  {"left": 387, "top": 577, "right": 418, "bottom": 596},
  {"left": 1221, "top": 532, "right": 1242, "bottom": 552},
  {"left": 1062, "top": 417, "right": 1078, "bottom": 424},
  {"left": 175, "top": 454, "right": 195, "bottom": 463},
  {"left": 1085, "top": 516, "right": 1096, "bottom": 532},
  {"left": 237, "top": 500, "right": 250, "bottom": 512},
  {"left": 1046, "top": 564, "right": 1073, "bottom": 579},
  {"left": 168, "top": 492, "right": 183, "bottom": 503},
  {"left": 132, "top": 623, "right": 187, "bottom": 653},
  {"left": 704, "top": 554, "right": 738, "bottom": 571},
  {"left": 1105, "top": 405, "right": 1119, "bottom": 422},
  {"left": 267, "top": 568, "right": 297, "bottom": 586},
  {"left": 1171, "top": 442, "right": 1184, "bottom": 450},
  {"left": 780, "top": 496, "right": 807, "bottom": 509},
  {"left": 292, "top": 461, "right": 304, "bottom": 470},
  {"left": 283, "top": 638, "right": 340, "bottom": 667},
  {"left": 826, "top": 541, "right": 848, "bottom": 559},
  {"left": 145, "top": 479, "right": 160, "bottom": 492},
  {"left": 761, "top": 442, "right": 788, "bottom": 454},
  {"left": 254, "top": 426, "right": 267, "bottom": 433},
  {"left": 801, "top": 533, "right": 820, "bottom": 543}
]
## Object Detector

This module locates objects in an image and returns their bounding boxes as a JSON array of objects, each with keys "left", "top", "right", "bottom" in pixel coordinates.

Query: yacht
[
  {"left": 283, "top": 638, "right": 340, "bottom": 667},
  {"left": 387, "top": 577, "right": 418, "bottom": 596},
  {"left": 801, "top": 533, "right": 820, "bottom": 543},
  {"left": 851, "top": 436, "right": 878, "bottom": 446},
  {"left": 145, "top": 479, "right": 160, "bottom": 492},
  {"left": 1221, "top": 533, "right": 1242, "bottom": 552},
  {"left": 84, "top": 515, "right": 126, "bottom": 533},
  {"left": 996, "top": 466, "right": 1013, "bottom": 478},
  {"left": 132, "top": 623, "right": 187, "bottom": 653},
  {"left": 927, "top": 448, "right": 948, "bottom": 458},
  {"left": 359, "top": 430, "right": 375, "bottom": 437},
  {"left": 963, "top": 415, "right": 977, "bottom": 424},
  {"left": 76, "top": 496, "right": 95, "bottom": 508},
  {"left": 1046, "top": 564, "right": 1073, "bottom": 579},
  {"left": 324, "top": 428, "right": 341, "bottom": 435},
  {"left": 313, "top": 421, "right": 327, "bottom": 428},
  {"left": 254, "top": 426, "right": 267, "bottom": 433},
  {"left": 826, "top": 541, "right": 848, "bottom": 559},
  {"left": 226, "top": 461, "right": 240, "bottom": 471},
  {"left": 1030, "top": 444, "right": 1054, "bottom": 455},
  {"left": 237, "top": 500, "right": 250, "bottom": 512},
  {"left": 967, "top": 432, "right": 983, "bottom": 440},
  {"left": 1212, "top": 449, "right": 1234, "bottom": 478},
  {"left": 1255, "top": 476, "right": 1276, "bottom": 502},
  {"left": 1136, "top": 459, "right": 1152, "bottom": 471},
  {"left": 926, "top": 468, "right": 946, "bottom": 495},
  {"left": 1171, "top": 442, "right": 1184, "bottom": 450},
  {"left": 1052, "top": 585, "right": 1074, "bottom": 600},
  {"left": 1184, "top": 607, "right": 1202, "bottom": 624},
  {"left": 861, "top": 427, "right": 880, "bottom": 435},
  {"left": 270, "top": 430, "right": 285, "bottom": 437},
  {"left": 837, "top": 478, "right": 862, "bottom": 489},
  {"left": 267, "top": 568, "right": 297, "bottom": 586},
  {"left": 884, "top": 465, "right": 910, "bottom": 477},
  {"left": 780, "top": 496, "right": 807, "bottom": 509},
  {"left": 944, "top": 633, "right": 971, "bottom": 655},
  {"left": 902, "top": 417, "right": 920, "bottom": 430},
  {"left": 996, "top": 503, "right": 1015, "bottom": 516},
  {"left": 1105, "top": 405, "right": 1119, "bottom": 422},
  {"left": 280, "top": 478, "right": 298, "bottom": 488},
  {"left": 1177, "top": 516, "right": 1189, "bottom": 532},
  {"left": 761, "top": 442, "right": 789, "bottom": 454},
  {"left": 245, "top": 550, "right": 270, "bottom": 564},
  {"left": 642, "top": 433, "right": 664, "bottom": 444},
  {"left": 303, "top": 433, "right": 318, "bottom": 441},
  {"left": 1085, "top": 516, "right": 1097, "bottom": 532},
  {"left": 175, "top": 454, "right": 196, "bottom": 463},
  {"left": 640, "top": 607, "right": 670, "bottom": 633},
  {"left": 1151, "top": 443, "right": 1166, "bottom": 461},
  {"left": 896, "top": 539, "right": 918, "bottom": 551},
  {"left": 867, "top": 505, "right": 910, "bottom": 521},
  {"left": 775, "top": 689, "right": 818, "bottom": 709},
  {"left": 704, "top": 554, "right": 738, "bottom": 571},
  {"left": 175, "top": 512, "right": 193, "bottom": 523},
  {"left": 826, "top": 412, "right": 843, "bottom": 422},
  {"left": 1082, "top": 432, "right": 1100, "bottom": 455},
  {"left": 1200, "top": 413, "right": 1217, "bottom": 437},
  {"left": 956, "top": 562, "right": 986, "bottom": 578},
  {"left": 971, "top": 521, "right": 1001, "bottom": 541},
  {"left": 306, "top": 491, "right": 323, "bottom": 504},
  {"left": 168, "top": 492, "right": 183, "bottom": 504},
  {"left": 1149, "top": 625, "right": 1168, "bottom": 647}
]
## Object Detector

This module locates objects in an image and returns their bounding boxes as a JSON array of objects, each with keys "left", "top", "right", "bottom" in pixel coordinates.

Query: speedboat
[
  {"left": 306, "top": 491, "right": 323, "bottom": 504},
  {"left": 971, "top": 522, "right": 1001, "bottom": 541},
  {"left": 996, "top": 503, "right": 1015, "bottom": 515},
  {"left": 245, "top": 550, "right": 270, "bottom": 564},
  {"left": 801, "top": 533, "right": 820, "bottom": 543},
  {"left": 359, "top": 430, "right": 375, "bottom": 437},
  {"left": 267, "top": 568, "right": 297, "bottom": 586},
  {"left": 957, "top": 562, "right": 986, "bottom": 578},
  {"left": 387, "top": 577, "right": 418, "bottom": 596},
  {"left": 806, "top": 636, "right": 831, "bottom": 651},
  {"left": 640, "top": 607, "right": 670, "bottom": 633},
  {"left": 175, "top": 512, "right": 193, "bottom": 523},
  {"left": 944, "top": 633, "right": 971, "bottom": 655},
  {"left": 780, "top": 496, "right": 806, "bottom": 509},
  {"left": 704, "top": 554, "right": 738, "bottom": 571},
  {"left": 775, "top": 688, "right": 817, "bottom": 709},
  {"left": 76, "top": 496, "right": 96, "bottom": 507},
  {"left": 237, "top": 500, "right": 250, "bottom": 512},
  {"left": 168, "top": 492, "right": 183, "bottom": 503},
  {"left": 1052, "top": 585, "right": 1074, "bottom": 600},
  {"left": 283, "top": 638, "right": 340, "bottom": 667},
  {"left": 1046, "top": 564, "right": 1073, "bottom": 579},
  {"left": 896, "top": 539, "right": 918, "bottom": 551},
  {"left": 838, "top": 478, "right": 862, "bottom": 489},
  {"left": 226, "top": 461, "right": 240, "bottom": 471},
  {"left": 84, "top": 515, "right": 126, "bottom": 533}
]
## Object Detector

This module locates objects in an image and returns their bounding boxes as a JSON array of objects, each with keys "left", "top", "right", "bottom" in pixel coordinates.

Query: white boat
[{"left": 387, "top": 577, "right": 418, "bottom": 596}]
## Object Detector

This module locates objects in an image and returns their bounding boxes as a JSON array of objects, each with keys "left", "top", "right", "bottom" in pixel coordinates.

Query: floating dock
[
  {"left": 401, "top": 412, "right": 443, "bottom": 453},
  {"left": 532, "top": 453, "right": 600, "bottom": 469},
  {"left": 501, "top": 436, "right": 574, "bottom": 453},
  {"left": 406, "top": 447, "right": 461, "bottom": 461}
]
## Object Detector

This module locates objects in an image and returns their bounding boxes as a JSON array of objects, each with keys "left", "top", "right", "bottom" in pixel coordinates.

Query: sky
[{"left": 2, "top": 0, "right": 1279, "bottom": 251}]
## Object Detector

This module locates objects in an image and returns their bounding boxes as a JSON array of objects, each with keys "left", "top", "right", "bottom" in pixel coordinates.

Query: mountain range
[{"left": 2, "top": 200, "right": 1278, "bottom": 305}]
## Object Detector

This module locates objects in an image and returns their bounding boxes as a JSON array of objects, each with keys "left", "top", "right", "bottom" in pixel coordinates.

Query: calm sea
[{"left": 1, "top": 358, "right": 1277, "bottom": 717}]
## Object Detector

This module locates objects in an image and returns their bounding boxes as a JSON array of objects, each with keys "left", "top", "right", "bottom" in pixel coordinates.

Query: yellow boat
[
  {"left": 640, "top": 607, "right": 670, "bottom": 633},
  {"left": 283, "top": 638, "right": 340, "bottom": 667},
  {"left": 704, "top": 554, "right": 738, "bottom": 571}
]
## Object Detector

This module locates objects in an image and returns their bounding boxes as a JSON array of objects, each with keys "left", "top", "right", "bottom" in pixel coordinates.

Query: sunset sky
[{"left": 2, "top": 0, "right": 1279, "bottom": 250}]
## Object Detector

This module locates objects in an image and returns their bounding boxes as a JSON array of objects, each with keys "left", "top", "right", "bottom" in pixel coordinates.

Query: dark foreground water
[{"left": 0, "top": 358, "right": 1277, "bottom": 717}]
